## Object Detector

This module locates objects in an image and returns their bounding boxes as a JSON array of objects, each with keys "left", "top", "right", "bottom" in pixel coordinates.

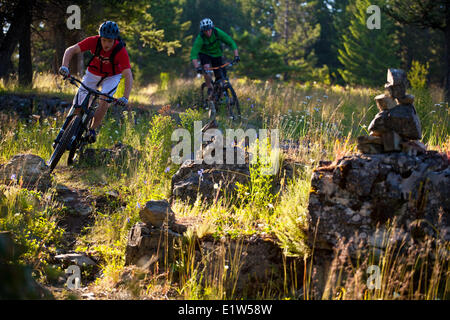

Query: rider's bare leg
[
  {"left": 90, "top": 99, "right": 109, "bottom": 130},
  {"left": 203, "top": 64, "right": 213, "bottom": 90}
]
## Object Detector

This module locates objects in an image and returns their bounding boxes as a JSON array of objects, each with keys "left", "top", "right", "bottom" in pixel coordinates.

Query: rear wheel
[{"left": 48, "top": 115, "right": 81, "bottom": 172}]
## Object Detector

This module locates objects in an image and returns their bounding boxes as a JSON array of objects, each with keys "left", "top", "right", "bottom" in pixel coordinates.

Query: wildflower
[
  {"left": 10, "top": 174, "right": 17, "bottom": 181},
  {"left": 115, "top": 130, "right": 119, "bottom": 134},
  {"left": 127, "top": 218, "right": 131, "bottom": 224},
  {"left": 136, "top": 202, "right": 141, "bottom": 209},
  {"left": 267, "top": 203, "right": 274, "bottom": 209},
  {"left": 317, "top": 99, "right": 322, "bottom": 103},
  {"left": 224, "top": 265, "right": 229, "bottom": 270},
  {"left": 323, "top": 95, "right": 328, "bottom": 99},
  {"left": 165, "top": 166, "right": 170, "bottom": 173},
  {"left": 288, "top": 109, "right": 292, "bottom": 113},
  {"left": 251, "top": 104, "right": 254, "bottom": 108},
  {"left": 197, "top": 169, "right": 204, "bottom": 181},
  {"left": 314, "top": 107, "right": 320, "bottom": 112},
  {"left": 214, "top": 183, "right": 219, "bottom": 189},
  {"left": 247, "top": 98, "right": 251, "bottom": 101},
  {"left": 306, "top": 96, "right": 312, "bottom": 100}
]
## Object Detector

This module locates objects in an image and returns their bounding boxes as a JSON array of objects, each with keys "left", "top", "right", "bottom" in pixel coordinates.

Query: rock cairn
[{"left": 357, "top": 68, "right": 426, "bottom": 155}]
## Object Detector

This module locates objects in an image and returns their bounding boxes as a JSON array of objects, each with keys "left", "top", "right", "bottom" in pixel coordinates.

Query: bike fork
[{"left": 53, "top": 112, "right": 74, "bottom": 148}]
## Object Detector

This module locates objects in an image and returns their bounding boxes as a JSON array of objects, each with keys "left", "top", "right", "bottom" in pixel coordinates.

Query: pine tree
[
  {"left": 270, "top": 0, "right": 320, "bottom": 81},
  {"left": 338, "top": 0, "right": 400, "bottom": 87},
  {"left": 384, "top": 0, "right": 450, "bottom": 101}
]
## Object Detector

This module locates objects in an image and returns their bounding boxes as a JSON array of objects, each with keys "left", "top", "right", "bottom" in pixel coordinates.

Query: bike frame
[
  {"left": 200, "top": 61, "right": 240, "bottom": 120},
  {"left": 54, "top": 76, "right": 116, "bottom": 150},
  {"left": 204, "top": 62, "right": 233, "bottom": 95}
]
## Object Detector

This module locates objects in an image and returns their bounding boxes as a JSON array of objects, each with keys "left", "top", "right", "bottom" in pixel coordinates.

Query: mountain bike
[
  {"left": 200, "top": 62, "right": 241, "bottom": 121},
  {"left": 48, "top": 75, "right": 118, "bottom": 172}
]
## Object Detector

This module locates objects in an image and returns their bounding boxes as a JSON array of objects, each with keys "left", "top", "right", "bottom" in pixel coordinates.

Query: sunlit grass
[{"left": 0, "top": 73, "right": 448, "bottom": 300}]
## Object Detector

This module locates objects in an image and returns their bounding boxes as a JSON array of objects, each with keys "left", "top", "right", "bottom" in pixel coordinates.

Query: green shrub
[{"left": 408, "top": 60, "right": 429, "bottom": 90}]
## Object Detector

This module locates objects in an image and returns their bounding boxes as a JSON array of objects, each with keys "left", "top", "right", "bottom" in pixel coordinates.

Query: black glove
[
  {"left": 196, "top": 66, "right": 203, "bottom": 74},
  {"left": 233, "top": 56, "right": 240, "bottom": 64}
]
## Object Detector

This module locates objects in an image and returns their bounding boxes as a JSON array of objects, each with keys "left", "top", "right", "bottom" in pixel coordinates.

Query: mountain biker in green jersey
[{"left": 190, "top": 18, "right": 240, "bottom": 97}]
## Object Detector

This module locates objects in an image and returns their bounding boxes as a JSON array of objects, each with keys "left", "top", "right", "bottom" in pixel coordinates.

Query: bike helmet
[
  {"left": 200, "top": 18, "right": 214, "bottom": 31},
  {"left": 99, "top": 21, "right": 120, "bottom": 39}
]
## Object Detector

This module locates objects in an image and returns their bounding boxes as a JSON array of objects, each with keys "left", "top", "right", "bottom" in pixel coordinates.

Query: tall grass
[{"left": 0, "top": 72, "right": 448, "bottom": 299}]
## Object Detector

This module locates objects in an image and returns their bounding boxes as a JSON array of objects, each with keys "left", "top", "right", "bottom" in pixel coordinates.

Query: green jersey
[{"left": 190, "top": 27, "right": 237, "bottom": 60}]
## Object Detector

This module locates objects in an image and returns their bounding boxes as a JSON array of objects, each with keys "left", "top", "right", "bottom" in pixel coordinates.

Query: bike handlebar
[
  {"left": 64, "top": 74, "right": 118, "bottom": 104},
  {"left": 203, "top": 62, "right": 234, "bottom": 71}
]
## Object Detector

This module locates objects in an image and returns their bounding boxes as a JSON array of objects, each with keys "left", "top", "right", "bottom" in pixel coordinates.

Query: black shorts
[{"left": 198, "top": 52, "right": 227, "bottom": 80}]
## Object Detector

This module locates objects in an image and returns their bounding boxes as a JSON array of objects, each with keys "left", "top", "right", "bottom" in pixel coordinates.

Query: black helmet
[{"left": 99, "top": 21, "right": 119, "bottom": 39}]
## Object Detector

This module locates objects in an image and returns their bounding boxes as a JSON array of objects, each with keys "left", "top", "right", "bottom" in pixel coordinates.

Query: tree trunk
[
  {"left": 68, "top": 30, "right": 83, "bottom": 76},
  {"left": 19, "top": 2, "right": 33, "bottom": 87},
  {"left": 52, "top": 22, "right": 67, "bottom": 74},
  {"left": 283, "top": 0, "right": 290, "bottom": 81},
  {"left": 0, "top": 0, "right": 28, "bottom": 80},
  {"left": 445, "top": 3, "right": 450, "bottom": 102}
]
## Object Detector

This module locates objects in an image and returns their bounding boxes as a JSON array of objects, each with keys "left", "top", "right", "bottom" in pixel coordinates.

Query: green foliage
[
  {"left": 145, "top": 114, "right": 177, "bottom": 173},
  {"left": 238, "top": 0, "right": 320, "bottom": 81},
  {"left": 0, "top": 186, "right": 65, "bottom": 274},
  {"left": 1, "top": 74, "right": 448, "bottom": 299},
  {"left": 159, "top": 72, "right": 170, "bottom": 91},
  {"left": 179, "top": 108, "right": 203, "bottom": 138},
  {"left": 408, "top": 60, "right": 429, "bottom": 90},
  {"left": 232, "top": 28, "right": 286, "bottom": 80},
  {"left": 274, "top": 170, "right": 312, "bottom": 258},
  {"left": 0, "top": 116, "right": 59, "bottom": 163},
  {"left": 338, "top": 0, "right": 400, "bottom": 86},
  {"left": 122, "top": 0, "right": 192, "bottom": 83},
  {"left": 234, "top": 138, "right": 280, "bottom": 227}
]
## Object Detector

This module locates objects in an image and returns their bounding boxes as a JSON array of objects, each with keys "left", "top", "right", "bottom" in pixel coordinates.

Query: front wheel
[
  {"left": 48, "top": 115, "right": 81, "bottom": 172},
  {"left": 223, "top": 84, "right": 240, "bottom": 121},
  {"left": 67, "top": 110, "right": 94, "bottom": 166}
]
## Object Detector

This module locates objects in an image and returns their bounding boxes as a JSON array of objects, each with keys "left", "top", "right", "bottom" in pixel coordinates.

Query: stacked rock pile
[{"left": 357, "top": 68, "right": 426, "bottom": 155}]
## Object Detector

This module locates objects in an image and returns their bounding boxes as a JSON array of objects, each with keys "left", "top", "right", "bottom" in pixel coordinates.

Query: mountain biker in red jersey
[
  {"left": 190, "top": 18, "right": 240, "bottom": 97},
  {"left": 58, "top": 21, "right": 133, "bottom": 143}
]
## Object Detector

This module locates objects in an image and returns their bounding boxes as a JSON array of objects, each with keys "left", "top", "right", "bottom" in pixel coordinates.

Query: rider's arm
[
  {"left": 215, "top": 28, "right": 238, "bottom": 52},
  {"left": 121, "top": 68, "right": 133, "bottom": 100},
  {"left": 190, "top": 35, "right": 204, "bottom": 67},
  {"left": 62, "top": 44, "right": 81, "bottom": 68}
]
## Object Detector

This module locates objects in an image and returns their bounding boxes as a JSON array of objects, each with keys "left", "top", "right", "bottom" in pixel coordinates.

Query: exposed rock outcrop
[
  {"left": 79, "top": 142, "right": 141, "bottom": 167},
  {"left": 308, "top": 151, "right": 449, "bottom": 258},
  {"left": 0, "top": 154, "right": 52, "bottom": 191},
  {"left": 125, "top": 201, "right": 300, "bottom": 297}
]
